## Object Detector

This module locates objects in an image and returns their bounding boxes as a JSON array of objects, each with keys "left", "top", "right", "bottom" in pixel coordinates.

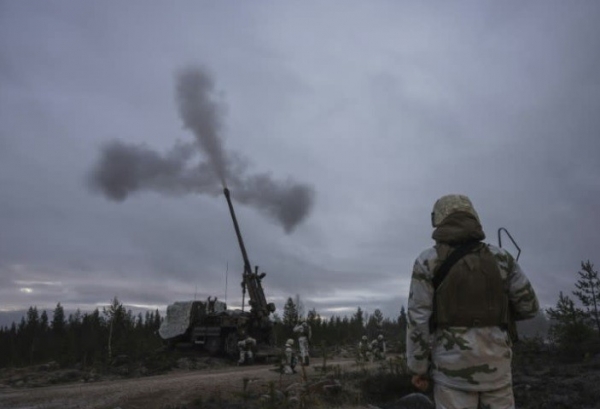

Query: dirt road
[{"left": 0, "top": 358, "right": 361, "bottom": 409}]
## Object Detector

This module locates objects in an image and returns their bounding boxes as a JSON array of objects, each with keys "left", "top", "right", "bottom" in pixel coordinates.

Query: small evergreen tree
[
  {"left": 573, "top": 260, "right": 600, "bottom": 334},
  {"left": 103, "top": 296, "right": 127, "bottom": 362},
  {"left": 282, "top": 297, "right": 298, "bottom": 328},
  {"left": 352, "top": 307, "right": 365, "bottom": 339},
  {"left": 547, "top": 291, "right": 594, "bottom": 356},
  {"left": 398, "top": 306, "right": 407, "bottom": 334},
  {"left": 52, "top": 303, "right": 66, "bottom": 333},
  {"left": 366, "top": 308, "right": 384, "bottom": 338}
]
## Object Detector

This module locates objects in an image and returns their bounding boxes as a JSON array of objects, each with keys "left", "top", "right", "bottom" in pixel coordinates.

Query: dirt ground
[{"left": 0, "top": 358, "right": 365, "bottom": 409}]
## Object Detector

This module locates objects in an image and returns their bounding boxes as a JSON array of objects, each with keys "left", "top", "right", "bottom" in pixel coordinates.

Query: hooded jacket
[{"left": 406, "top": 213, "right": 539, "bottom": 391}]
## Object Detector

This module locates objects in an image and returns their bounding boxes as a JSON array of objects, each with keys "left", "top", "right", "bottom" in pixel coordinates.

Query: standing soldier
[
  {"left": 282, "top": 338, "right": 297, "bottom": 374},
  {"left": 358, "top": 335, "right": 370, "bottom": 362},
  {"left": 369, "top": 339, "right": 379, "bottom": 361},
  {"left": 237, "top": 333, "right": 256, "bottom": 366},
  {"left": 293, "top": 319, "right": 312, "bottom": 366},
  {"left": 407, "top": 194, "right": 539, "bottom": 408},
  {"left": 374, "top": 334, "right": 386, "bottom": 360}
]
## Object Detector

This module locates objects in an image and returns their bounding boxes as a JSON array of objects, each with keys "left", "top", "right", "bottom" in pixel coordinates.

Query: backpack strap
[
  {"left": 432, "top": 240, "right": 482, "bottom": 290},
  {"left": 429, "top": 240, "right": 482, "bottom": 333}
]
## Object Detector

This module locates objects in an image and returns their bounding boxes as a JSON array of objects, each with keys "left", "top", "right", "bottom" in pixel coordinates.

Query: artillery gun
[{"left": 158, "top": 188, "right": 276, "bottom": 357}]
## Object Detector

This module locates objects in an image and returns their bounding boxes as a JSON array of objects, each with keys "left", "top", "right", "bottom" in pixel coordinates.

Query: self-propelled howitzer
[{"left": 158, "top": 189, "right": 276, "bottom": 358}]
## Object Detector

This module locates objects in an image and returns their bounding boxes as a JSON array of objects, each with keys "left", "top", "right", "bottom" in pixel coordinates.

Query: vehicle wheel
[{"left": 224, "top": 332, "right": 239, "bottom": 358}]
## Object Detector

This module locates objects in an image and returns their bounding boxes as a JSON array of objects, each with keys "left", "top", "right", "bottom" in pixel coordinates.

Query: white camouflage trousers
[
  {"left": 283, "top": 348, "right": 296, "bottom": 374},
  {"left": 433, "top": 383, "right": 515, "bottom": 409},
  {"left": 298, "top": 336, "right": 309, "bottom": 363},
  {"left": 238, "top": 350, "right": 253, "bottom": 365}
]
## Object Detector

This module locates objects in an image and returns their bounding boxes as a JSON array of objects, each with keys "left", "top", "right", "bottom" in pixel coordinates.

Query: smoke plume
[{"left": 89, "top": 65, "right": 314, "bottom": 233}]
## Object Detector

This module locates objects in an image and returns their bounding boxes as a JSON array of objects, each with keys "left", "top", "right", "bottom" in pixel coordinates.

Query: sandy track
[{"left": 0, "top": 358, "right": 360, "bottom": 409}]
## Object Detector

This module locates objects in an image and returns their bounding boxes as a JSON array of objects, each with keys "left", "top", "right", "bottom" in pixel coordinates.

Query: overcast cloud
[{"left": 1, "top": 1, "right": 599, "bottom": 325}]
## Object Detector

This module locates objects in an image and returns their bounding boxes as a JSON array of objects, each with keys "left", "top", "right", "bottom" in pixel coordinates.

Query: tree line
[{"left": 0, "top": 297, "right": 163, "bottom": 368}]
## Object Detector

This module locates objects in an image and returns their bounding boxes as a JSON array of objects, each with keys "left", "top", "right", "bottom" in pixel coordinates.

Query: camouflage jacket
[
  {"left": 293, "top": 322, "right": 312, "bottom": 339},
  {"left": 406, "top": 244, "right": 539, "bottom": 391}
]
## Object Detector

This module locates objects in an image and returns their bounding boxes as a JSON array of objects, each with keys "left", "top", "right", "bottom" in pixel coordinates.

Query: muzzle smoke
[{"left": 89, "top": 66, "right": 314, "bottom": 233}]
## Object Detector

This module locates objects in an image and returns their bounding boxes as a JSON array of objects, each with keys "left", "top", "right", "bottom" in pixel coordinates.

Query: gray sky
[{"left": 1, "top": 1, "right": 599, "bottom": 324}]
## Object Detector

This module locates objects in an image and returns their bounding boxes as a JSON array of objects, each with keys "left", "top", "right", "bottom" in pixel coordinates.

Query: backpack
[{"left": 430, "top": 242, "right": 509, "bottom": 331}]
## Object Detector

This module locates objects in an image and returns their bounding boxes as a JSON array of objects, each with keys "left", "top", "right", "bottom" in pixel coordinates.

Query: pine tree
[
  {"left": 352, "top": 307, "right": 364, "bottom": 329},
  {"left": 366, "top": 308, "right": 384, "bottom": 337},
  {"left": 25, "top": 306, "right": 40, "bottom": 364},
  {"left": 547, "top": 260, "right": 600, "bottom": 356},
  {"left": 398, "top": 305, "right": 407, "bottom": 335},
  {"left": 282, "top": 297, "right": 298, "bottom": 328},
  {"left": 307, "top": 308, "right": 320, "bottom": 324},
  {"left": 152, "top": 309, "right": 162, "bottom": 332},
  {"left": 103, "top": 296, "right": 127, "bottom": 362},
  {"left": 51, "top": 303, "right": 66, "bottom": 334},
  {"left": 547, "top": 291, "right": 594, "bottom": 353},
  {"left": 573, "top": 260, "right": 600, "bottom": 334},
  {"left": 396, "top": 305, "right": 408, "bottom": 352}
]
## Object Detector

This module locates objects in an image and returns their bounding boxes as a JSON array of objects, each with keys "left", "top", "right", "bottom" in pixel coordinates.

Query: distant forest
[{"left": 0, "top": 298, "right": 163, "bottom": 368}]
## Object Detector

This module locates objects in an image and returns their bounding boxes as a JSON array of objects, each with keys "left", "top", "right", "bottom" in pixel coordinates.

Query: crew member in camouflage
[
  {"left": 293, "top": 319, "right": 312, "bottom": 366},
  {"left": 237, "top": 334, "right": 256, "bottom": 365},
  {"left": 406, "top": 194, "right": 539, "bottom": 409},
  {"left": 358, "top": 335, "right": 371, "bottom": 362},
  {"left": 374, "top": 334, "right": 387, "bottom": 360},
  {"left": 282, "top": 338, "right": 297, "bottom": 374}
]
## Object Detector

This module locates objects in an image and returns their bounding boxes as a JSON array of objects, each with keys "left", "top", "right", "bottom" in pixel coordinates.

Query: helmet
[
  {"left": 285, "top": 338, "right": 294, "bottom": 346},
  {"left": 431, "top": 194, "right": 480, "bottom": 227},
  {"left": 377, "top": 334, "right": 383, "bottom": 341},
  {"left": 362, "top": 335, "right": 368, "bottom": 341}
]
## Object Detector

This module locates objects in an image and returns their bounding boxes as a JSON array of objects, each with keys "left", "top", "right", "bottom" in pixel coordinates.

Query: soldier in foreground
[
  {"left": 293, "top": 319, "right": 312, "bottom": 366},
  {"left": 407, "top": 194, "right": 539, "bottom": 408}
]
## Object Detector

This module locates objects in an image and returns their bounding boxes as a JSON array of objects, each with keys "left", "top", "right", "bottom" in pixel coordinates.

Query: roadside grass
[{"left": 171, "top": 354, "right": 420, "bottom": 409}]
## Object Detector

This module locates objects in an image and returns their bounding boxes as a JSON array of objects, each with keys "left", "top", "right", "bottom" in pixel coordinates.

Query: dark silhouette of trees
[
  {"left": 573, "top": 261, "right": 600, "bottom": 335},
  {"left": 0, "top": 298, "right": 163, "bottom": 369},
  {"left": 547, "top": 260, "right": 600, "bottom": 358},
  {"left": 282, "top": 297, "right": 299, "bottom": 328}
]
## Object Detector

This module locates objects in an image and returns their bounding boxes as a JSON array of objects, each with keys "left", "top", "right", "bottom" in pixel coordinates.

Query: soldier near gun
[
  {"left": 293, "top": 319, "right": 312, "bottom": 366},
  {"left": 282, "top": 338, "right": 297, "bottom": 374},
  {"left": 237, "top": 333, "right": 256, "bottom": 366},
  {"left": 372, "top": 334, "right": 386, "bottom": 361},
  {"left": 407, "top": 194, "right": 539, "bottom": 409},
  {"left": 357, "top": 335, "right": 371, "bottom": 362}
]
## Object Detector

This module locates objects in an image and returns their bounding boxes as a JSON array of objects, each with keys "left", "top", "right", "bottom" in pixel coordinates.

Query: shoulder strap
[{"left": 432, "top": 241, "right": 482, "bottom": 290}]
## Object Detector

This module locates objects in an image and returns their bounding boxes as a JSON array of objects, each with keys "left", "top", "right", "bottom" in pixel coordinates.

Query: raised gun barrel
[
  {"left": 223, "top": 188, "right": 274, "bottom": 320},
  {"left": 224, "top": 188, "right": 252, "bottom": 275}
]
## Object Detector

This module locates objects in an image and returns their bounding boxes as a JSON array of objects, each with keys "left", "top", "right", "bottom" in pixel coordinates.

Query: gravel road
[{"left": 0, "top": 358, "right": 360, "bottom": 409}]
